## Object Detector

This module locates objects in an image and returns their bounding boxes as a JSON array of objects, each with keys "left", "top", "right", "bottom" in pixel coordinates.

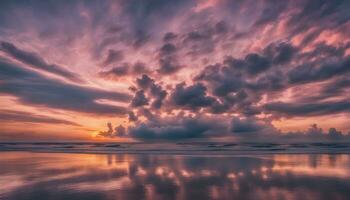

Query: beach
[{"left": 1, "top": 148, "right": 349, "bottom": 200}]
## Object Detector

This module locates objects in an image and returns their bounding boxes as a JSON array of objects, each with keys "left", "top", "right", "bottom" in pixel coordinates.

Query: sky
[{"left": 0, "top": 0, "right": 349, "bottom": 142}]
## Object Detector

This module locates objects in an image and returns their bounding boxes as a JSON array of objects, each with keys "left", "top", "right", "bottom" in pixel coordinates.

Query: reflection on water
[{"left": 0, "top": 152, "right": 349, "bottom": 200}]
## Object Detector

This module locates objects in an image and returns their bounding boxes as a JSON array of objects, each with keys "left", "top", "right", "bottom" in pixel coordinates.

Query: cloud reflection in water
[{"left": 0, "top": 152, "right": 349, "bottom": 200}]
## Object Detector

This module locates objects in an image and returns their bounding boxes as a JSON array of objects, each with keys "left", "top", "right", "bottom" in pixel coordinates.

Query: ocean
[{"left": 0, "top": 143, "right": 349, "bottom": 200}]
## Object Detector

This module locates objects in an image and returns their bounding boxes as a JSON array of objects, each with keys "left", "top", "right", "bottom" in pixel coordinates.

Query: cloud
[
  {"left": 196, "top": 63, "right": 244, "bottom": 97},
  {"left": 321, "top": 77, "right": 350, "bottom": 97},
  {"left": 98, "top": 122, "right": 113, "bottom": 137},
  {"left": 102, "top": 49, "right": 124, "bottom": 66},
  {"left": 136, "top": 74, "right": 154, "bottom": 89},
  {"left": 222, "top": 42, "right": 296, "bottom": 76},
  {"left": 99, "top": 62, "right": 150, "bottom": 79},
  {"left": 163, "top": 32, "right": 177, "bottom": 41},
  {"left": 0, "top": 58, "right": 130, "bottom": 115},
  {"left": 0, "top": 41, "right": 83, "bottom": 83},
  {"left": 242, "top": 53, "right": 272, "bottom": 75},
  {"left": 131, "top": 90, "right": 149, "bottom": 107},
  {"left": 288, "top": 57, "right": 350, "bottom": 84},
  {"left": 128, "top": 115, "right": 228, "bottom": 141},
  {"left": 1, "top": 0, "right": 350, "bottom": 141},
  {"left": 115, "top": 125, "right": 126, "bottom": 136},
  {"left": 0, "top": 109, "right": 80, "bottom": 126},
  {"left": 159, "top": 43, "right": 177, "bottom": 56},
  {"left": 283, "top": 124, "right": 350, "bottom": 141},
  {"left": 98, "top": 122, "right": 126, "bottom": 138},
  {"left": 100, "top": 113, "right": 224, "bottom": 140},
  {"left": 119, "top": 0, "right": 193, "bottom": 32},
  {"left": 133, "top": 74, "right": 167, "bottom": 109},
  {"left": 157, "top": 56, "right": 182, "bottom": 75},
  {"left": 195, "top": 41, "right": 294, "bottom": 99},
  {"left": 299, "top": 42, "right": 349, "bottom": 61},
  {"left": 264, "top": 100, "right": 350, "bottom": 117},
  {"left": 231, "top": 116, "right": 266, "bottom": 133},
  {"left": 99, "top": 64, "right": 129, "bottom": 77},
  {"left": 230, "top": 119, "right": 350, "bottom": 142},
  {"left": 263, "top": 42, "right": 297, "bottom": 65},
  {"left": 149, "top": 82, "right": 167, "bottom": 109},
  {"left": 180, "top": 20, "right": 229, "bottom": 57},
  {"left": 286, "top": 0, "right": 349, "bottom": 39},
  {"left": 99, "top": 116, "right": 350, "bottom": 142},
  {"left": 170, "top": 83, "right": 216, "bottom": 110},
  {"left": 254, "top": 0, "right": 287, "bottom": 26},
  {"left": 128, "top": 111, "right": 138, "bottom": 122}
]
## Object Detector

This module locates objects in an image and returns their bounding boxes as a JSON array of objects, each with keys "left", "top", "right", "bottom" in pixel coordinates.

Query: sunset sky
[{"left": 0, "top": 0, "right": 349, "bottom": 142}]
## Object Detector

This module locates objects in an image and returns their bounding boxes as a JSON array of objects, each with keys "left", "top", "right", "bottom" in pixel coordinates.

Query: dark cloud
[
  {"left": 328, "top": 127, "right": 343, "bottom": 139},
  {"left": 299, "top": 42, "right": 349, "bottom": 61},
  {"left": 129, "top": 115, "right": 228, "bottom": 141},
  {"left": 132, "top": 62, "right": 149, "bottom": 74},
  {"left": 322, "top": 77, "right": 350, "bottom": 97},
  {"left": 223, "top": 42, "right": 297, "bottom": 73},
  {"left": 119, "top": 0, "right": 193, "bottom": 36},
  {"left": 98, "top": 122, "right": 114, "bottom": 137},
  {"left": 134, "top": 74, "right": 167, "bottom": 109},
  {"left": 0, "top": 0, "right": 92, "bottom": 46},
  {"left": 298, "top": 76, "right": 350, "bottom": 102},
  {"left": 193, "top": 40, "right": 348, "bottom": 120},
  {"left": 136, "top": 74, "right": 154, "bottom": 89},
  {"left": 132, "top": 30, "right": 150, "bottom": 49},
  {"left": 98, "top": 117, "right": 350, "bottom": 141},
  {"left": 181, "top": 20, "right": 229, "bottom": 57},
  {"left": 263, "top": 42, "right": 297, "bottom": 65},
  {"left": 157, "top": 35, "right": 183, "bottom": 75},
  {"left": 99, "top": 62, "right": 150, "bottom": 79},
  {"left": 195, "top": 64, "right": 244, "bottom": 97},
  {"left": 157, "top": 57, "right": 182, "bottom": 74},
  {"left": 208, "top": 101, "right": 231, "bottom": 114},
  {"left": 0, "top": 109, "right": 80, "bottom": 126},
  {"left": 163, "top": 32, "right": 177, "bottom": 41},
  {"left": 0, "top": 41, "right": 83, "bottom": 83},
  {"left": 139, "top": 108, "right": 156, "bottom": 121},
  {"left": 185, "top": 31, "right": 211, "bottom": 41},
  {"left": 115, "top": 124, "right": 126, "bottom": 136},
  {"left": 128, "top": 111, "right": 138, "bottom": 122},
  {"left": 131, "top": 90, "right": 149, "bottom": 107},
  {"left": 195, "top": 64, "right": 260, "bottom": 115},
  {"left": 196, "top": 41, "right": 295, "bottom": 98},
  {"left": 288, "top": 56, "right": 350, "bottom": 84},
  {"left": 214, "top": 20, "right": 229, "bottom": 34},
  {"left": 0, "top": 58, "right": 130, "bottom": 115},
  {"left": 284, "top": 124, "right": 350, "bottom": 141},
  {"left": 100, "top": 64, "right": 129, "bottom": 77},
  {"left": 247, "top": 70, "right": 286, "bottom": 92},
  {"left": 98, "top": 122, "right": 126, "bottom": 138},
  {"left": 264, "top": 100, "right": 350, "bottom": 117},
  {"left": 286, "top": 0, "right": 350, "bottom": 36},
  {"left": 159, "top": 43, "right": 177, "bottom": 55},
  {"left": 232, "top": 117, "right": 262, "bottom": 133},
  {"left": 231, "top": 116, "right": 270, "bottom": 134},
  {"left": 254, "top": 0, "right": 287, "bottom": 26},
  {"left": 242, "top": 53, "right": 271, "bottom": 75},
  {"left": 149, "top": 83, "right": 167, "bottom": 109},
  {"left": 171, "top": 83, "right": 216, "bottom": 110},
  {"left": 102, "top": 49, "right": 124, "bottom": 66}
]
